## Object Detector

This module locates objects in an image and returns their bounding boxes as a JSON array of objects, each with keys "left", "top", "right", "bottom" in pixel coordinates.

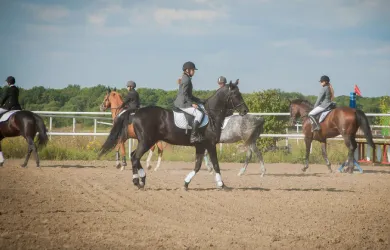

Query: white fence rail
[{"left": 31, "top": 111, "right": 390, "bottom": 158}]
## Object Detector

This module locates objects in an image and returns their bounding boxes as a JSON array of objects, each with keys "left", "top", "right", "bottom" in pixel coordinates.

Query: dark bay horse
[
  {"left": 0, "top": 111, "right": 48, "bottom": 167},
  {"left": 100, "top": 88, "right": 165, "bottom": 170},
  {"left": 99, "top": 80, "right": 248, "bottom": 189},
  {"left": 289, "top": 99, "right": 374, "bottom": 173}
]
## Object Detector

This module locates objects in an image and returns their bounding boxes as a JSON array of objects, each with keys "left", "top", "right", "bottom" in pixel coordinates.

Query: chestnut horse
[
  {"left": 100, "top": 88, "right": 164, "bottom": 171},
  {"left": 289, "top": 99, "right": 374, "bottom": 173}
]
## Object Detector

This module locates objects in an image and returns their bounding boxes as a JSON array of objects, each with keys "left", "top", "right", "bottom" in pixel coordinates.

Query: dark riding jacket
[
  {"left": 0, "top": 85, "right": 22, "bottom": 110},
  {"left": 174, "top": 74, "right": 202, "bottom": 108},
  {"left": 121, "top": 89, "right": 140, "bottom": 111}
]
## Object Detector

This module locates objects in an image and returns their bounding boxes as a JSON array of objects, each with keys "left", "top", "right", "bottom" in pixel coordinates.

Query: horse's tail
[
  {"left": 99, "top": 112, "right": 130, "bottom": 157},
  {"left": 33, "top": 113, "right": 49, "bottom": 148},
  {"left": 355, "top": 109, "right": 375, "bottom": 148},
  {"left": 244, "top": 116, "right": 265, "bottom": 147}
]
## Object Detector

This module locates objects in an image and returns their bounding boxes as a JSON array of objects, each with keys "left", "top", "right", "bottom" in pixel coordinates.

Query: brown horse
[
  {"left": 289, "top": 99, "right": 375, "bottom": 173},
  {"left": 99, "top": 88, "right": 164, "bottom": 171}
]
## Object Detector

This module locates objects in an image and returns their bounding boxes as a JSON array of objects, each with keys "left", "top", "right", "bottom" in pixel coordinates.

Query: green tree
[{"left": 245, "top": 89, "right": 289, "bottom": 149}]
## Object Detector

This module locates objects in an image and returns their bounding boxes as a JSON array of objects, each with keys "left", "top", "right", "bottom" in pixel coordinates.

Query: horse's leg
[
  {"left": 120, "top": 142, "right": 127, "bottom": 171},
  {"left": 302, "top": 137, "right": 312, "bottom": 172},
  {"left": 147, "top": 144, "right": 155, "bottom": 170},
  {"left": 238, "top": 147, "right": 252, "bottom": 176},
  {"left": 252, "top": 143, "right": 266, "bottom": 177},
  {"left": 21, "top": 137, "right": 34, "bottom": 168},
  {"left": 115, "top": 145, "right": 121, "bottom": 169},
  {"left": 321, "top": 141, "right": 332, "bottom": 173},
  {"left": 203, "top": 150, "right": 214, "bottom": 174},
  {"left": 131, "top": 141, "right": 154, "bottom": 188},
  {"left": 206, "top": 145, "right": 225, "bottom": 189},
  {"left": 184, "top": 145, "right": 206, "bottom": 190},
  {"left": 0, "top": 137, "right": 4, "bottom": 167},
  {"left": 154, "top": 142, "right": 163, "bottom": 171},
  {"left": 344, "top": 136, "right": 357, "bottom": 174}
]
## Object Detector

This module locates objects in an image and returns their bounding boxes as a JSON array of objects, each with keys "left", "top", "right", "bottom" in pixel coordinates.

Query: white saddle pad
[
  {"left": 319, "top": 110, "right": 332, "bottom": 123},
  {"left": 173, "top": 112, "right": 209, "bottom": 129},
  {"left": 0, "top": 110, "right": 20, "bottom": 123},
  {"left": 222, "top": 115, "right": 237, "bottom": 129}
]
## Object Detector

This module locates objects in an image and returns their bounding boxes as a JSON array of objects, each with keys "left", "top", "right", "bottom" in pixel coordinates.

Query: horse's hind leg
[
  {"left": 251, "top": 144, "right": 266, "bottom": 177},
  {"left": 344, "top": 136, "right": 357, "bottom": 174},
  {"left": 115, "top": 145, "right": 121, "bottom": 169},
  {"left": 21, "top": 137, "right": 34, "bottom": 168},
  {"left": 321, "top": 142, "right": 332, "bottom": 173},
  {"left": 238, "top": 147, "right": 252, "bottom": 176},
  {"left": 0, "top": 137, "right": 4, "bottom": 167},
  {"left": 203, "top": 150, "right": 214, "bottom": 174},
  {"left": 119, "top": 142, "right": 127, "bottom": 171},
  {"left": 146, "top": 144, "right": 155, "bottom": 170},
  {"left": 131, "top": 141, "right": 154, "bottom": 188},
  {"left": 154, "top": 142, "right": 164, "bottom": 171}
]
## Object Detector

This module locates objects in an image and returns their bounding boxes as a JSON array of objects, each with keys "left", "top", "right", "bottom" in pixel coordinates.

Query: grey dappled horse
[{"left": 204, "top": 114, "right": 266, "bottom": 176}]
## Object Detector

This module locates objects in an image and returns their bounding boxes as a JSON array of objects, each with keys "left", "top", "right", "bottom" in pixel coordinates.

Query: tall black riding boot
[
  {"left": 190, "top": 121, "right": 205, "bottom": 143},
  {"left": 309, "top": 115, "right": 320, "bottom": 132}
]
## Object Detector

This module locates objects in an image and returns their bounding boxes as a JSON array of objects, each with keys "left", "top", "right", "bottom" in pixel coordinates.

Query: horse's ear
[
  {"left": 113, "top": 87, "right": 116, "bottom": 92},
  {"left": 107, "top": 87, "right": 111, "bottom": 93},
  {"left": 235, "top": 79, "right": 239, "bottom": 85}
]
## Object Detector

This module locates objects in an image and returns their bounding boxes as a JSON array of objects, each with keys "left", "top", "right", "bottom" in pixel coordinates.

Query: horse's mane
[
  {"left": 291, "top": 98, "right": 313, "bottom": 108},
  {"left": 204, "top": 85, "right": 229, "bottom": 103}
]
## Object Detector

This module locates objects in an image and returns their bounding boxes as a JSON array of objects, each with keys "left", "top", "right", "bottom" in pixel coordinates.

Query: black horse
[
  {"left": 0, "top": 111, "right": 48, "bottom": 167},
  {"left": 99, "top": 80, "right": 249, "bottom": 189}
]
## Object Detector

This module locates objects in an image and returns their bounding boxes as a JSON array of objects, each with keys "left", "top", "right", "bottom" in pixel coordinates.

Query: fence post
[
  {"left": 72, "top": 117, "right": 76, "bottom": 133},
  {"left": 296, "top": 124, "right": 299, "bottom": 145},
  {"left": 49, "top": 116, "right": 52, "bottom": 140},
  {"left": 93, "top": 119, "right": 97, "bottom": 140},
  {"left": 285, "top": 128, "right": 289, "bottom": 147}
]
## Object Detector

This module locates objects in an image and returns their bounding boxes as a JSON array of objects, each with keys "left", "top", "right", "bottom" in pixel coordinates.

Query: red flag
[{"left": 354, "top": 84, "right": 362, "bottom": 97}]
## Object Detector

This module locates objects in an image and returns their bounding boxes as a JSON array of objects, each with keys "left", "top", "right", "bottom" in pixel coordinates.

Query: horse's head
[
  {"left": 100, "top": 87, "right": 120, "bottom": 112},
  {"left": 226, "top": 79, "right": 248, "bottom": 116},
  {"left": 289, "top": 99, "right": 312, "bottom": 125}
]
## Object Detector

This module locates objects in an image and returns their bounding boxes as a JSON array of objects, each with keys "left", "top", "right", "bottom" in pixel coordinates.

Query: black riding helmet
[
  {"left": 126, "top": 81, "right": 136, "bottom": 88},
  {"left": 6, "top": 76, "right": 15, "bottom": 85},
  {"left": 218, "top": 76, "right": 227, "bottom": 84},
  {"left": 319, "top": 75, "right": 330, "bottom": 82},
  {"left": 182, "top": 61, "right": 198, "bottom": 71}
]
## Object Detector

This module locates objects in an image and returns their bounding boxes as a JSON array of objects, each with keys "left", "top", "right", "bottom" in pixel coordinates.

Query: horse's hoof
[
  {"left": 115, "top": 163, "right": 121, "bottom": 169},
  {"left": 147, "top": 165, "right": 152, "bottom": 170},
  {"left": 121, "top": 162, "right": 127, "bottom": 167},
  {"left": 20, "top": 164, "right": 27, "bottom": 168},
  {"left": 183, "top": 182, "right": 189, "bottom": 191},
  {"left": 301, "top": 168, "right": 307, "bottom": 172},
  {"left": 237, "top": 169, "right": 245, "bottom": 176},
  {"left": 216, "top": 182, "right": 224, "bottom": 189}
]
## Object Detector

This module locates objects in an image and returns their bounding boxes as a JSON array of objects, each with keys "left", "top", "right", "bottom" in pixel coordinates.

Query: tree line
[{"left": 1, "top": 85, "right": 388, "bottom": 133}]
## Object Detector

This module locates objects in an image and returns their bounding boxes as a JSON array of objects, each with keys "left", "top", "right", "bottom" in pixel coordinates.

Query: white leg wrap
[
  {"left": 0, "top": 152, "right": 4, "bottom": 163},
  {"left": 138, "top": 168, "right": 146, "bottom": 178},
  {"left": 215, "top": 173, "right": 223, "bottom": 187},
  {"left": 133, "top": 174, "right": 139, "bottom": 179},
  {"left": 157, "top": 156, "right": 162, "bottom": 166},
  {"left": 185, "top": 171, "right": 196, "bottom": 183}
]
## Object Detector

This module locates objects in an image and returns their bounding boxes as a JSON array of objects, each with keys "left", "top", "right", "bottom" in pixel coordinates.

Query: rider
[
  {"left": 217, "top": 76, "right": 233, "bottom": 117},
  {"left": 308, "top": 75, "right": 335, "bottom": 131},
  {"left": 174, "top": 61, "right": 205, "bottom": 143},
  {"left": 118, "top": 80, "right": 140, "bottom": 122},
  {"left": 0, "top": 76, "right": 22, "bottom": 115}
]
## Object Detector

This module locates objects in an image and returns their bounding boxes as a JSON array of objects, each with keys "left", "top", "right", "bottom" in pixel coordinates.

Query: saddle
[
  {"left": 0, "top": 110, "right": 20, "bottom": 123},
  {"left": 172, "top": 106, "right": 209, "bottom": 130},
  {"left": 314, "top": 102, "right": 337, "bottom": 123}
]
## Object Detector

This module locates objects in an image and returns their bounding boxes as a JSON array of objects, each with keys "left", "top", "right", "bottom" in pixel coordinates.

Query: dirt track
[{"left": 1, "top": 159, "right": 389, "bottom": 250}]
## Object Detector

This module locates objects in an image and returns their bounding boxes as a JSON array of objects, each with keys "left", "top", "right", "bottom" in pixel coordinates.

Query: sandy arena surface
[{"left": 0, "top": 159, "right": 389, "bottom": 250}]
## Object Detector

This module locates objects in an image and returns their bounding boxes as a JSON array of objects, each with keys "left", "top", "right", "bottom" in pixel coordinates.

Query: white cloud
[
  {"left": 87, "top": 13, "right": 107, "bottom": 26},
  {"left": 352, "top": 45, "right": 390, "bottom": 56},
  {"left": 23, "top": 4, "right": 69, "bottom": 22},
  {"left": 153, "top": 8, "right": 225, "bottom": 25},
  {"left": 271, "top": 38, "right": 337, "bottom": 58}
]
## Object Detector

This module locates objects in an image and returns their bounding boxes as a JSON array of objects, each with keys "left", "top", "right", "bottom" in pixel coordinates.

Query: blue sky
[{"left": 0, "top": 0, "right": 389, "bottom": 97}]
